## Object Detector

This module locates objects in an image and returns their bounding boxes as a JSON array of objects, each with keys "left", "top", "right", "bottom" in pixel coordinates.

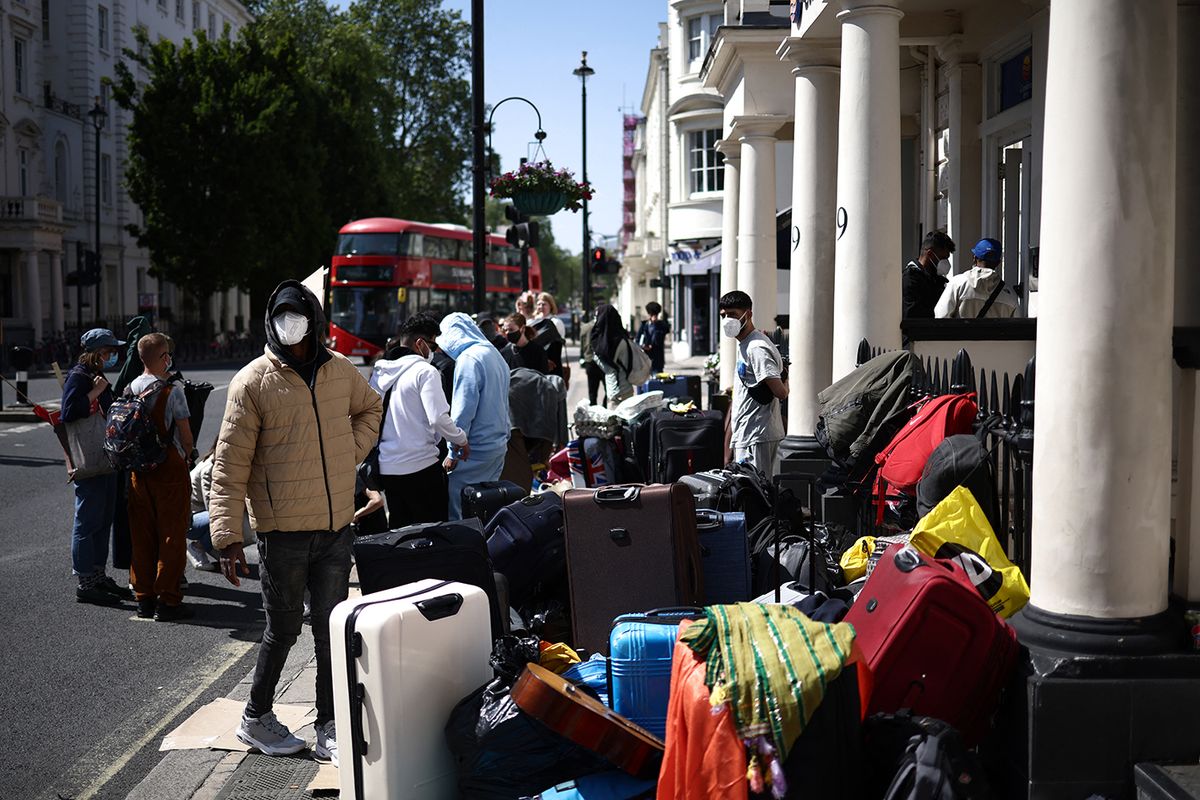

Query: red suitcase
[{"left": 845, "top": 543, "right": 1018, "bottom": 746}]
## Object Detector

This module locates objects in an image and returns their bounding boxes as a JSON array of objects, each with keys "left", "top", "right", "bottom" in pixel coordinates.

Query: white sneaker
[
  {"left": 186, "top": 541, "right": 218, "bottom": 571},
  {"left": 236, "top": 711, "right": 307, "bottom": 755},
  {"left": 314, "top": 720, "right": 338, "bottom": 766}
]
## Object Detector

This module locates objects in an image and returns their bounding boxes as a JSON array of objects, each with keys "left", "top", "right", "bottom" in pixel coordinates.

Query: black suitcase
[
  {"left": 461, "top": 480, "right": 527, "bottom": 525},
  {"left": 650, "top": 409, "right": 724, "bottom": 483},
  {"left": 352, "top": 519, "right": 506, "bottom": 637},
  {"left": 484, "top": 492, "right": 565, "bottom": 607}
]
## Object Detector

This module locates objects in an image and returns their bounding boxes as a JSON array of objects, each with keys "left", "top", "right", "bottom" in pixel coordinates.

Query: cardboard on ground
[
  {"left": 307, "top": 761, "right": 339, "bottom": 795},
  {"left": 160, "top": 697, "right": 317, "bottom": 751}
]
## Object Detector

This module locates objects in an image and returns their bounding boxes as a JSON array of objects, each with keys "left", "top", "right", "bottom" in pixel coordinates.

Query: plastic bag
[
  {"left": 839, "top": 536, "right": 876, "bottom": 582},
  {"left": 909, "top": 485, "right": 1030, "bottom": 618},
  {"left": 445, "top": 678, "right": 609, "bottom": 800}
]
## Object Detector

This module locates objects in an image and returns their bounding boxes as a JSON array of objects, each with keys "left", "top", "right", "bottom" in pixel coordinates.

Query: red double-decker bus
[{"left": 323, "top": 217, "right": 541, "bottom": 359}]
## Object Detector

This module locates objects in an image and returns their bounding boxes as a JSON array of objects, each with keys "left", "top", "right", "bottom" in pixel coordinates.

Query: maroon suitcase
[
  {"left": 845, "top": 543, "right": 1018, "bottom": 745},
  {"left": 562, "top": 484, "right": 703, "bottom": 655}
]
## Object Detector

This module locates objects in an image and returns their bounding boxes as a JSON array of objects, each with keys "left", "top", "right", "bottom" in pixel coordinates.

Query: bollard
[{"left": 10, "top": 346, "right": 33, "bottom": 406}]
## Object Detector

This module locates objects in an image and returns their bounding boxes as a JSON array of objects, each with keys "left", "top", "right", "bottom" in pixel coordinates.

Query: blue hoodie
[{"left": 438, "top": 313, "right": 511, "bottom": 456}]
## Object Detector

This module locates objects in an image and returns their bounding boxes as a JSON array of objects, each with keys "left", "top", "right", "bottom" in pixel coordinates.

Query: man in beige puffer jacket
[{"left": 210, "top": 280, "right": 381, "bottom": 764}]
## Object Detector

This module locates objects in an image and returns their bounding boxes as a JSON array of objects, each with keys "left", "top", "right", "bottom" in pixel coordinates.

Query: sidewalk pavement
[{"left": 127, "top": 343, "right": 712, "bottom": 800}]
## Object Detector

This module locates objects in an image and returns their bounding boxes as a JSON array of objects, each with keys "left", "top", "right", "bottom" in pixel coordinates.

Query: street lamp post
[
  {"left": 470, "top": 0, "right": 487, "bottom": 313},
  {"left": 574, "top": 51, "right": 595, "bottom": 319},
  {"left": 87, "top": 97, "right": 107, "bottom": 328}
]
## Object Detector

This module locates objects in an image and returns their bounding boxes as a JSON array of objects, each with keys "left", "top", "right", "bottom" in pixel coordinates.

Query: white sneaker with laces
[
  {"left": 314, "top": 720, "right": 338, "bottom": 766},
  {"left": 236, "top": 711, "right": 306, "bottom": 755},
  {"left": 186, "top": 541, "right": 218, "bottom": 571}
]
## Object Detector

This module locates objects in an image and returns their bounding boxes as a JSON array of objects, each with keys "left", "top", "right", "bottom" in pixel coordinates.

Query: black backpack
[{"left": 864, "top": 713, "right": 991, "bottom": 800}]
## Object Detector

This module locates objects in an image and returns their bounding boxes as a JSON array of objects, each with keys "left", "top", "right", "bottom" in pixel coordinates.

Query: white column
[
  {"left": 735, "top": 119, "right": 779, "bottom": 332},
  {"left": 1031, "top": 0, "right": 1176, "bottom": 619},
  {"left": 787, "top": 48, "right": 840, "bottom": 436},
  {"left": 831, "top": 2, "right": 903, "bottom": 379},
  {"left": 717, "top": 140, "right": 741, "bottom": 390},
  {"left": 23, "top": 251, "right": 43, "bottom": 343},
  {"left": 49, "top": 251, "right": 64, "bottom": 334},
  {"left": 942, "top": 42, "right": 983, "bottom": 264}
]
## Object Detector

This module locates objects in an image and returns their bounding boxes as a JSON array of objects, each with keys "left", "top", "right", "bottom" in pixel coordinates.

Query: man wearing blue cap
[{"left": 934, "top": 237, "right": 1020, "bottom": 319}]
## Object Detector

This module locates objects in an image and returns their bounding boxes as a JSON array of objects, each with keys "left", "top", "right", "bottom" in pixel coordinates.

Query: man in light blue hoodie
[{"left": 439, "top": 312, "right": 512, "bottom": 519}]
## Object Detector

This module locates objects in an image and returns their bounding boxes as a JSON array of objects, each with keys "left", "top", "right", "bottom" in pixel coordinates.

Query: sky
[{"left": 437, "top": 0, "right": 667, "bottom": 251}]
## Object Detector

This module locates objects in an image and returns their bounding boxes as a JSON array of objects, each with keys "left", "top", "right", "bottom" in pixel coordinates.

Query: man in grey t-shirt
[{"left": 719, "top": 290, "right": 788, "bottom": 477}]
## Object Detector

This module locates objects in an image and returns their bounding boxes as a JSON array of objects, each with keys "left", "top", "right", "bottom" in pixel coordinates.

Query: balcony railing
[
  {"left": 0, "top": 196, "right": 64, "bottom": 225},
  {"left": 43, "top": 87, "right": 82, "bottom": 119}
]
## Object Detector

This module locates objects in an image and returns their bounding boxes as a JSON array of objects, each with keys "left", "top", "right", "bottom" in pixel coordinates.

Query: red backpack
[{"left": 870, "top": 393, "right": 978, "bottom": 524}]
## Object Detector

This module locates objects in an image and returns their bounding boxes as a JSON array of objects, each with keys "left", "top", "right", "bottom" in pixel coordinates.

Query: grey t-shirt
[
  {"left": 731, "top": 330, "right": 785, "bottom": 448},
  {"left": 129, "top": 374, "right": 190, "bottom": 456}
]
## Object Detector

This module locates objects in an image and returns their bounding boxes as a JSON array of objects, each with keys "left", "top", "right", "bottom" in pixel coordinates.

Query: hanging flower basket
[
  {"left": 490, "top": 161, "right": 592, "bottom": 215},
  {"left": 512, "top": 191, "right": 567, "bottom": 217}
]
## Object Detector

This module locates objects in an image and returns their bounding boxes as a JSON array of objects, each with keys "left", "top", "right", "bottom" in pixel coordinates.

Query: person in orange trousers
[{"left": 126, "top": 333, "right": 195, "bottom": 622}]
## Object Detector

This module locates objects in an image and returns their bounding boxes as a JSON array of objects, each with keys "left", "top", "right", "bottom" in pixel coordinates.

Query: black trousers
[
  {"left": 378, "top": 460, "right": 450, "bottom": 529},
  {"left": 585, "top": 362, "right": 606, "bottom": 407}
]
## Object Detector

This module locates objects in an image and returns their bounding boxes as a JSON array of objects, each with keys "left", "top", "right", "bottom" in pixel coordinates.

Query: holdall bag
[
  {"left": 607, "top": 608, "right": 704, "bottom": 739},
  {"left": 863, "top": 712, "right": 991, "bottom": 800},
  {"left": 869, "top": 393, "right": 978, "bottom": 525},
  {"left": 678, "top": 470, "right": 735, "bottom": 511},
  {"left": 461, "top": 480, "right": 528, "bottom": 525},
  {"left": 331, "top": 579, "right": 493, "bottom": 800},
  {"left": 649, "top": 409, "right": 724, "bottom": 484},
  {"left": 352, "top": 519, "right": 506, "bottom": 638},
  {"left": 638, "top": 374, "right": 701, "bottom": 405},
  {"left": 562, "top": 654, "right": 611, "bottom": 708},
  {"left": 485, "top": 492, "right": 566, "bottom": 607},
  {"left": 844, "top": 543, "right": 1018, "bottom": 746},
  {"left": 695, "top": 510, "right": 752, "bottom": 605},
  {"left": 562, "top": 484, "right": 703, "bottom": 654}
]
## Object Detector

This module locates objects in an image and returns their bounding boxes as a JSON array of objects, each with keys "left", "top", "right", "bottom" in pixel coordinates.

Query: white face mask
[
  {"left": 420, "top": 340, "right": 435, "bottom": 363},
  {"left": 721, "top": 312, "right": 746, "bottom": 339},
  {"left": 273, "top": 311, "right": 310, "bottom": 346},
  {"left": 936, "top": 258, "right": 952, "bottom": 276}
]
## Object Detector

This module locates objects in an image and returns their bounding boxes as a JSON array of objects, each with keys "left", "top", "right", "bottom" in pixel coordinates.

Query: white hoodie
[{"left": 369, "top": 353, "right": 468, "bottom": 476}]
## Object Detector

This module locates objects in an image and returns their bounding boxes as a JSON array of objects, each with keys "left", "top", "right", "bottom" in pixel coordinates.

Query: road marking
[
  {"left": 0, "top": 423, "right": 40, "bottom": 436},
  {"left": 58, "top": 638, "right": 255, "bottom": 800}
]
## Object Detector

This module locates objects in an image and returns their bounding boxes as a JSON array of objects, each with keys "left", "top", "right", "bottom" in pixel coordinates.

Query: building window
[
  {"left": 157, "top": 0, "right": 166, "bottom": 11},
  {"left": 686, "top": 14, "right": 721, "bottom": 65},
  {"left": 688, "top": 129, "right": 724, "bottom": 194},
  {"left": 18, "top": 149, "right": 29, "bottom": 196},
  {"left": 207, "top": 9, "right": 215, "bottom": 39},
  {"left": 42, "top": 0, "right": 50, "bottom": 40},
  {"left": 192, "top": 0, "right": 200, "bottom": 30},
  {"left": 100, "top": 82, "right": 110, "bottom": 113},
  {"left": 14, "top": 38, "right": 26, "bottom": 95},
  {"left": 101, "top": 154, "right": 112, "bottom": 205},
  {"left": 175, "top": 0, "right": 184, "bottom": 20},
  {"left": 55, "top": 140, "right": 69, "bottom": 204},
  {"left": 98, "top": 5, "right": 109, "bottom": 51}
]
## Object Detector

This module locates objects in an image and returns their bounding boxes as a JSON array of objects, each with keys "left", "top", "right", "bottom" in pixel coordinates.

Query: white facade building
[{"left": 1, "top": 0, "right": 251, "bottom": 350}]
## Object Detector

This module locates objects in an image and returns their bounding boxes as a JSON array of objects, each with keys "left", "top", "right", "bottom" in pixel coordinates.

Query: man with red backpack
[{"left": 122, "top": 333, "right": 195, "bottom": 621}]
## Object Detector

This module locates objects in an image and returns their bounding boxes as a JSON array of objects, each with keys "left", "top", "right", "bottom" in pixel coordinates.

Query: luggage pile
[{"left": 324, "top": 356, "right": 1031, "bottom": 799}]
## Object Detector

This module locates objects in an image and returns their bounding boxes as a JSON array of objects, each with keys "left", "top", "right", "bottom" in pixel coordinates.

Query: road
[{"left": 0, "top": 365, "right": 268, "bottom": 800}]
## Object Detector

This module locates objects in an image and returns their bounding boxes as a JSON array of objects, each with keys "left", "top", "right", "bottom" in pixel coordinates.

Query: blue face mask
[{"left": 103, "top": 353, "right": 118, "bottom": 370}]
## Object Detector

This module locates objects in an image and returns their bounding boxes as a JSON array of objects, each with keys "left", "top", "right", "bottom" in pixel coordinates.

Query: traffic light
[
  {"left": 504, "top": 204, "right": 539, "bottom": 249},
  {"left": 591, "top": 247, "right": 607, "bottom": 273}
]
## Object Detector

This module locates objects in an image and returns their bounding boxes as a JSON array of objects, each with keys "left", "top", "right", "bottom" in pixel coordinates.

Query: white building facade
[{"left": 1, "top": 0, "right": 251, "bottom": 351}]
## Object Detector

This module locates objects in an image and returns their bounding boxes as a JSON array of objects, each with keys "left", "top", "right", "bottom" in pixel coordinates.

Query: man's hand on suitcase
[{"left": 219, "top": 543, "right": 250, "bottom": 587}]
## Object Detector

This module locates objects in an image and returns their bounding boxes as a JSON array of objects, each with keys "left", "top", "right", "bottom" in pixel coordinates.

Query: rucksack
[
  {"left": 815, "top": 351, "right": 923, "bottom": 479},
  {"left": 864, "top": 713, "right": 991, "bottom": 800},
  {"left": 870, "top": 393, "right": 978, "bottom": 525},
  {"left": 104, "top": 381, "right": 175, "bottom": 472},
  {"left": 916, "top": 434, "right": 999, "bottom": 532}
]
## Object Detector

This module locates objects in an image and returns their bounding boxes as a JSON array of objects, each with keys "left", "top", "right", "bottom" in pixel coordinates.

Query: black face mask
[{"left": 506, "top": 331, "right": 522, "bottom": 344}]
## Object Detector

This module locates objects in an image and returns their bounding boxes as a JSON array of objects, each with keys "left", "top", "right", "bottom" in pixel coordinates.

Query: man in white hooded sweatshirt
[
  {"left": 369, "top": 315, "right": 470, "bottom": 527},
  {"left": 934, "top": 237, "right": 1021, "bottom": 319}
]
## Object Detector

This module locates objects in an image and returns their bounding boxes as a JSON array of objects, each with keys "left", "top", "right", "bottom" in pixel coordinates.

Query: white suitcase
[{"left": 331, "top": 578, "right": 493, "bottom": 800}]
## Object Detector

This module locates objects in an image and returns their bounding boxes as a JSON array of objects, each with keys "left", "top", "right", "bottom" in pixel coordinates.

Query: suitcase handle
[
  {"left": 415, "top": 593, "right": 464, "bottom": 621},
  {"left": 643, "top": 606, "right": 705, "bottom": 617},
  {"left": 695, "top": 509, "right": 722, "bottom": 529},
  {"left": 594, "top": 485, "right": 641, "bottom": 504}
]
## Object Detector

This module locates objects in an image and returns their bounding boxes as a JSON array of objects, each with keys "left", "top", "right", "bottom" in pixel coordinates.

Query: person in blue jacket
[{"left": 438, "top": 312, "right": 511, "bottom": 519}]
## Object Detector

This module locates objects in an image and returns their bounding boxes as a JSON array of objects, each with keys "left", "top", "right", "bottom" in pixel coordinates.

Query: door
[{"left": 997, "top": 135, "right": 1031, "bottom": 314}]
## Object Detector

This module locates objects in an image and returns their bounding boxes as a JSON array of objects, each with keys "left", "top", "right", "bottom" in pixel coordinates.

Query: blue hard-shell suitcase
[
  {"left": 561, "top": 654, "right": 610, "bottom": 708},
  {"left": 696, "top": 509, "right": 751, "bottom": 605},
  {"left": 527, "top": 770, "right": 657, "bottom": 799},
  {"left": 639, "top": 374, "right": 701, "bottom": 405},
  {"left": 607, "top": 608, "right": 703, "bottom": 739}
]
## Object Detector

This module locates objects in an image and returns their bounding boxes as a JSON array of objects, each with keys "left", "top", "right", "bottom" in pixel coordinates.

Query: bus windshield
[
  {"left": 335, "top": 232, "right": 414, "bottom": 256},
  {"left": 330, "top": 286, "right": 403, "bottom": 346}
]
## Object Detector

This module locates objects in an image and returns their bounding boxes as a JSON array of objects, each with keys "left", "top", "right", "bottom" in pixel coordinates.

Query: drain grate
[{"left": 214, "top": 753, "right": 320, "bottom": 800}]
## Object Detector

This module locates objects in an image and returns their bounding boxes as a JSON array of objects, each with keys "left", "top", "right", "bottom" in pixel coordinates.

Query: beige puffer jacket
[{"left": 208, "top": 347, "right": 382, "bottom": 549}]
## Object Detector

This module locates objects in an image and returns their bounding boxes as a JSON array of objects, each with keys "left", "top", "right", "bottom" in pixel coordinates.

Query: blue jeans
[
  {"left": 446, "top": 448, "right": 507, "bottom": 520},
  {"left": 187, "top": 511, "right": 215, "bottom": 556},
  {"left": 245, "top": 528, "right": 353, "bottom": 726},
  {"left": 72, "top": 472, "right": 118, "bottom": 577}
]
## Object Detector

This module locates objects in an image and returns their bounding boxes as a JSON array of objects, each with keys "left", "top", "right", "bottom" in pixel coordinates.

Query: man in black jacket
[{"left": 902, "top": 231, "right": 956, "bottom": 319}]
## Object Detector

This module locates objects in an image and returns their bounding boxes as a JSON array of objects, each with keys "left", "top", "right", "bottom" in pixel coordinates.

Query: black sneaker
[
  {"left": 136, "top": 598, "right": 156, "bottom": 619},
  {"left": 154, "top": 602, "right": 195, "bottom": 622},
  {"left": 76, "top": 585, "right": 122, "bottom": 606},
  {"left": 96, "top": 576, "right": 135, "bottom": 601}
]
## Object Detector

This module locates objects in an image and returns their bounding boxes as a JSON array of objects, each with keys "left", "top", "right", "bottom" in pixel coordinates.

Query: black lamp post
[
  {"left": 573, "top": 51, "right": 595, "bottom": 319},
  {"left": 470, "top": 0, "right": 487, "bottom": 313},
  {"left": 87, "top": 96, "right": 107, "bottom": 328}
]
